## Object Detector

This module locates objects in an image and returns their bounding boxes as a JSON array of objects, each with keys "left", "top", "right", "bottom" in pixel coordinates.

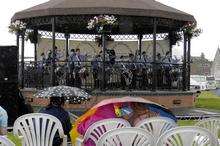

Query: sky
[{"left": 0, "top": 0, "right": 219, "bottom": 60}]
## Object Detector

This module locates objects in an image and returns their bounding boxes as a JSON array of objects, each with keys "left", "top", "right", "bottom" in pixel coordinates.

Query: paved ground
[
  {"left": 171, "top": 107, "right": 220, "bottom": 116},
  {"left": 212, "top": 88, "right": 220, "bottom": 96}
]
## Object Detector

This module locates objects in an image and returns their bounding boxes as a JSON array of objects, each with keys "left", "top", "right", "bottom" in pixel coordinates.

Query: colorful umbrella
[
  {"left": 91, "top": 96, "right": 176, "bottom": 121},
  {"left": 70, "top": 96, "right": 176, "bottom": 144}
]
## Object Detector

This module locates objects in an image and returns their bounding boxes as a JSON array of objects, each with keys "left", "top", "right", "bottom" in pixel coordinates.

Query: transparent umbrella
[{"left": 34, "top": 85, "right": 91, "bottom": 104}]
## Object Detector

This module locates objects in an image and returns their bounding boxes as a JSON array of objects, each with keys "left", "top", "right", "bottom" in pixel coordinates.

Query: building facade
[{"left": 211, "top": 48, "right": 220, "bottom": 86}]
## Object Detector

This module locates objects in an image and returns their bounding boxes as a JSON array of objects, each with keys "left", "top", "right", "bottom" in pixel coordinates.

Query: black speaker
[{"left": 0, "top": 46, "right": 18, "bottom": 83}]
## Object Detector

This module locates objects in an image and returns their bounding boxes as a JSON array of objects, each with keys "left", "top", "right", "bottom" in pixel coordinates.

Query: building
[
  {"left": 191, "top": 53, "right": 212, "bottom": 76},
  {"left": 211, "top": 48, "right": 220, "bottom": 87}
]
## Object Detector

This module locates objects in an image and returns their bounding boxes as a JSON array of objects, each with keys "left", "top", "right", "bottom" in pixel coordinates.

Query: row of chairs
[
  {"left": 0, "top": 114, "right": 220, "bottom": 146},
  {"left": 76, "top": 117, "right": 220, "bottom": 146}
]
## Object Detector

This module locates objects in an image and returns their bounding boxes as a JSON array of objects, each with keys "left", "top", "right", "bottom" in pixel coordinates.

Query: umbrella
[
  {"left": 34, "top": 85, "right": 91, "bottom": 104},
  {"left": 91, "top": 96, "right": 176, "bottom": 121},
  {"left": 70, "top": 96, "right": 176, "bottom": 143}
]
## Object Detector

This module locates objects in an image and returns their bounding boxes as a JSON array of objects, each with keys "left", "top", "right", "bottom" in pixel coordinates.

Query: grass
[
  {"left": 7, "top": 133, "right": 22, "bottom": 146},
  {"left": 178, "top": 90, "right": 220, "bottom": 126},
  {"left": 195, "top": 91, "right": 220, "bottom": 111},
  {"left": 177, "top": 120, "right": 197, "bottom": 126}
]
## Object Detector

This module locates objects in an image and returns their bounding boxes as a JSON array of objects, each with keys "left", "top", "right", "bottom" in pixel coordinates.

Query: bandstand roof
[{"left": 11, "top": 0, "right": 196, "bottom": 34}]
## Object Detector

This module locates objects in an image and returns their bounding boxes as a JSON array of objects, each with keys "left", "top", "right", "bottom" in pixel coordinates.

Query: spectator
[
  {"left": 0, "top": 86, "right": 33, "bottom": 127},
  {"left": 39, "top": 96, "right": 72, "bottom": 146},
  {"left": 0, "top": 106, "right": 7, "bottom": 135}
]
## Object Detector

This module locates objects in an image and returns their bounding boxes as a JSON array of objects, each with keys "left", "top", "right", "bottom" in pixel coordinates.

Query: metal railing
[{"left": 19, "top": 60, "right": 183, "bottom": 91}]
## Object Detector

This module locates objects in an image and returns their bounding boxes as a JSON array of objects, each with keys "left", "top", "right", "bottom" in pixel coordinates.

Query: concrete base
[{"left": 21, "top": 88, "right": 197, "bottom": 110}]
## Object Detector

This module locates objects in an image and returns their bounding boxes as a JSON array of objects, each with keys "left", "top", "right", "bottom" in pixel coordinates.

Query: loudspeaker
[{"left": 0, "top": 46, "right": 18, "bottom": 83}]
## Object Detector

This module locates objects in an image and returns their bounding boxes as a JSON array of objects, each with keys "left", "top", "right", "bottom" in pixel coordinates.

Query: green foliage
[{"left": 182, "top": 22, "right": 202, "bottom": 39}]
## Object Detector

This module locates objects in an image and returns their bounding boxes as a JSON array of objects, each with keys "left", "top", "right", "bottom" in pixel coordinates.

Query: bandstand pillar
[
  {"left": 168, "top": 32, "right": 173, "bottom": 58},
  {"left": 16, "top": 33, "right": 20, "bottom": 49},
  {"left": 102, "top": 34, "right": 106, "bottom": 90},
  {"left": 65, "top": 33, "right": 70, "bottom": 85},
  {"left": 182, "top": 33, "right": 187, "bottom": 91},
  {"left": 34, "top": 29, "right": 38, "bottom": 62},
  {"left": 65, "top": 33, "right": 70, "bottom": 60},
  {"left": 51, "top": 17, "right": 56, "bottom": 86},
  {"left": 16, "top": 33, "right": 20, "bottom": 87},
  {"left": 152, "top": 18, "right": 157, "bottom": 91},
  {"left": 138, "top": 34, "right": 143, "bottom": 59},
  {"left": 21, "top": 32, "right": 25, "bottom": 88},
  {"left": 187, "top": 36, "right": 191, "bottom": 90}
]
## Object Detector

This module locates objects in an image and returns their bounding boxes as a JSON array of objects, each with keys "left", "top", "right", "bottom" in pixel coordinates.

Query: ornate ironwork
[
  {"left": 21, "top": 61, "right": 183, "bottom": 91},
  {"left": 21, "top": 15, "right": 185, "bottom": 34}
]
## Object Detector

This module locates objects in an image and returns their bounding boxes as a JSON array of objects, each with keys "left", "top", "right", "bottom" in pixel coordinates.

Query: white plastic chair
[
  {"left": 0, "top": 136, "right": 15, "bottom": 146},
  {"left": 13, "top": 113, "right": 67, "bottom": 146},
  {"left": 97, "top": 127, "right": 155, "bottom": 146},
  {"left": 135, "top": 117, "right": 177, "bottom": 139},
  {"left": 76, "top": 118, "right": 131, "bottom": 146},
  {"left": 156, "top": 126, "right": 219, "bottom": 146},
  {"left": 195, "top": 118, "right": 220, "bottom": 139}
]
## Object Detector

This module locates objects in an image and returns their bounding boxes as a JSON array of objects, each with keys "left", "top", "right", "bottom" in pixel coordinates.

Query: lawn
[
  {"left": 195, "top": 91, "right": 220, "bottom": 111},
  {"left": 178, "top": 90, "right": 220, "bottom": 126}
]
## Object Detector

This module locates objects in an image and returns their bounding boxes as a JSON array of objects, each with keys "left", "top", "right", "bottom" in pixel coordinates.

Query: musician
[
  {"left": 140, "top": 51, "right": 149, "bottom": 89},
  {"left": 92, "top": 53, "right": 102, "bottom": 89},
  {"left": 68, "top": 49, "right": 75, "bottom": 86},
  {"left": 73, "top": 48, "right": 84, "bottom": 88},
  {"left": 46, "top": 50, "right": 53, "bottom": 66},
  {"left": 39, "top": 53, "right": 46, "bottom": 69},
  {"left": 156, "top": 53, "right": 163, "bottom": 88},
  {"left": 162, "top": 51, "right": 172, "bottom": 89},
  {"left": 108, "top": 49, "right": 116, "bottom": 66},
  {"left": 119, "top": 56, "right": 128, "bottom": 89},
  {"left": 128, "top": 53, "right": 137, "bottom": 89}
]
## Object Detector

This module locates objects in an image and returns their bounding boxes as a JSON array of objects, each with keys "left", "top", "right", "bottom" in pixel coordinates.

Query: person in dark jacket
[
  {"left": 39, "top": 96, "right": 72, "bottom": 146},
  {"left": 0, "top": 84, "right": 33, "bottom": 127}
]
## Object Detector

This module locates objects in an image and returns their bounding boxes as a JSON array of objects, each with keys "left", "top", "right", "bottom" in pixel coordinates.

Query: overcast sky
[{"left": 0, "top": 0, "right": 219, "bottom": 60}]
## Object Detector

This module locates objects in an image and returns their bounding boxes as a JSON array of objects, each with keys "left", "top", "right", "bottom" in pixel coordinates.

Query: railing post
[
  {"left": 51, "top": 17, "right": 56, "bottom": 86},
  {"left": 152, "top": 18, "right": 157, "bottom": 91}
]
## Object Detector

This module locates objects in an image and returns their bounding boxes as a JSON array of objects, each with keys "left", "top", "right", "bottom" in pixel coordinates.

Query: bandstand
[{"left": 11, "top": 0, "right": 197, "bottom": 109}]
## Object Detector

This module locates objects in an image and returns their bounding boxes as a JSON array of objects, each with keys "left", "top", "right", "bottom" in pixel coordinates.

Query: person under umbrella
[
  {"left": 39, "top": 96, "right": 72, "bottom": 146},
  {"left": 70, "top": 97, "right": 176, "bottom": 145}
]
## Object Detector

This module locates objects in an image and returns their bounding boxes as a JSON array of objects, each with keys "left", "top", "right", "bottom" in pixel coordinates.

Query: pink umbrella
[
  {"left": 92, "top": 96, "right": 163, "bottom": 109},
  {"left": 91, "top": 96, "right": 176, "bottom": 121}
]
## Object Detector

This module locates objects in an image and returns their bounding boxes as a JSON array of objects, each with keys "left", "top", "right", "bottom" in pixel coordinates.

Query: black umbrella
[{"left": 34, "top": 85, "right": 91, "bottom": 104}]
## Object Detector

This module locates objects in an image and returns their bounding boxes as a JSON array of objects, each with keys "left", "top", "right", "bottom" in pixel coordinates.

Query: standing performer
[
  {"left": 128, "top": 53, "right": 137, "bottom": 89},
  {"left": 162, "top": 51, "right": 172, "bottom": 89}
]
